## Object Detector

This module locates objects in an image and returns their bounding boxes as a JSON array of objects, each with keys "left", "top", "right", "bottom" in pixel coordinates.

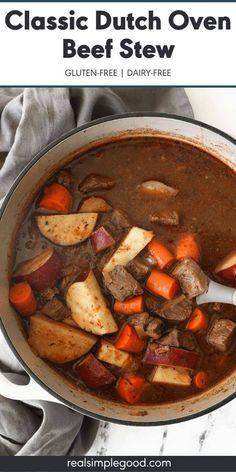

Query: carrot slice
[
  {"left": 9, "top": 282, "right": 36, "bottom": 316},
  {"left": 116, "top": 375, "right": 145, "bottom": 404},
  {"left": 146, "top": 269, "right": 178, "bottom": 300},
  {"left": 186, "top": 308, "right": 208, "bottom": 332},
  {"left": 113, "top": 296, "right": 144, "bottom": 315},
  {"left": 39, "top": 183, "right": 72, "bottom": 213},
  {"left": 176, "top": 232, "right": 200, "bottom": 262},
  {"left": 193, "top": 371, "right": 208, "bottom": 389},
  {"left": 114, "top": 324, "right": 146, "bottom": 353},
  {"left": 148, "top": 238, "right": 175, "bottom": 269}
]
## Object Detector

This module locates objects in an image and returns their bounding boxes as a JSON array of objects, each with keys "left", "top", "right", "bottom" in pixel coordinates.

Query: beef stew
[{"left": 9, "top": 136, "right": 236, "bottom": 405}]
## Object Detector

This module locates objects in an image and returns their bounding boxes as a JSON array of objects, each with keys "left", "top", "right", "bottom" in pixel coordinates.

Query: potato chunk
[{"left": 28, "top": 314, "right": 97, "bottom": 363}]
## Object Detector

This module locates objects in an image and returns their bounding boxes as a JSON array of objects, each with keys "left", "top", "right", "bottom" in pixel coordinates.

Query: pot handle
[{"left": 0, "top": 372, "right": 62, "bottom": 403}]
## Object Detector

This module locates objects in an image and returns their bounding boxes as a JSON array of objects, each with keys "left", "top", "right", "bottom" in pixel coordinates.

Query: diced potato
[
  {"left": 28, "top": 314, "right": 97, "bottom": 364},
  {"left": 97, "top": 340, "right": 133, "bottom": 368},
  {"left": 138, "top": 180, "right": 178, "bottom": 197},
  {"left": 103, "top": 226, "right": 154, "bottom": 273},
  {"left": 36, "top": 213, "right": 98, "bottom": 246},
  {"left": 66, "top": 271, "right": 118, "bottom": 336},
  {"left": 149, "top": 365, "right": 192, "bottom": 386},
  {"left": 79, "top": 196, "right": 112, "bottom": 213}
]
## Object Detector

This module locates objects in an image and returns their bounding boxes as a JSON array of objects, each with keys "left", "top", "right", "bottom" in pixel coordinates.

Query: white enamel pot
[{"left": 0, "top": 113, "right": 236, "bottom": 425}]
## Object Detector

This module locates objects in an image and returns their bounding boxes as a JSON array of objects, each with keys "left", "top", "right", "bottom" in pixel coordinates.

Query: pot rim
[{"left": 1, "top": 111, "right": 236, "bottom": 426}]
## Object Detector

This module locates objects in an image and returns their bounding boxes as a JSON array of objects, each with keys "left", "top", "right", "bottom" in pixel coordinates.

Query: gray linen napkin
[{"left": 0, "top": 87, "right": 193, "bottom": 456}]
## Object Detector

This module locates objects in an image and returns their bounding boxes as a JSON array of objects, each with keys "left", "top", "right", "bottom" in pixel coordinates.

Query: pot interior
[{"left": 1, "top": 114, "right": 236, "bottom": 424}]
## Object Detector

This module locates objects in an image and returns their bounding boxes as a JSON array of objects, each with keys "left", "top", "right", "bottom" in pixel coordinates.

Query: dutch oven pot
[{"left": 0, "top": 113, "right": 236, "bottom": 425}]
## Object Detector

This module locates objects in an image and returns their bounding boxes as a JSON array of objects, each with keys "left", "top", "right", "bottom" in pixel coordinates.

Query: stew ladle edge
[{"left": 196, "top": 278, "right": 236, "bottom": 305}]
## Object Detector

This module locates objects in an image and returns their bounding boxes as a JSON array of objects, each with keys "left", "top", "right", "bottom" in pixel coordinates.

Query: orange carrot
[
  {"left": 9, "top": 282, "right": 36, "bottom": 316},
  {"left": 114, "top": 296, "right": 144, "bottom": 315},
  {"left": 193, "top": 371, "right": 208, "bottom": 389},
  {"left": 176, "top": 232, "right": 200, "bottom": 262},
  {"left": 146, "top": 269, "right": 178, "bottom": 300},
  {"left": 114, "top": 324, "right": 146, "bottom": 353},
  {"left": 116, "top": 375, "right": 145, "bottom": 404},
  {"left": 148, "top": 238, "right": 175, "bottom": 269},
  {"left": 39, "top": 183, "right": 72, "bottom": 213},
  {"left": 186, "top": 308, "right": 208, "bottom": 332}
]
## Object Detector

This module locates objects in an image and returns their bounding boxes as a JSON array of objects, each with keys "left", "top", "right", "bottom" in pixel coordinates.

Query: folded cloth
[{"left": 0, "top": 87, "right": 193, "bottom": 456}]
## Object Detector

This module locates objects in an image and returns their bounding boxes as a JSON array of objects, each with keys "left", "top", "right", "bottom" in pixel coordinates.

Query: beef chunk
[
  {"left": 103, "top": 265, "right": 143, "bottom": 301},
  {"left": 179, "top": 330, "right": 197, "bottom": 351},
  {"left": 79, "top": 173, "right": 115, "bottom": 192},
  {"left": 40, "top": 287, "right": 60, "bottom": 301},
  {"left": 111, "top": 209, "right": 131, "bottom": 230},
  {"left": 127, "top": 256, "right": 150, "bottom": 280},
  {"left": 207, "top": 318, "right": 236, "bottom": 352},
  {"left": 172, "top": 258, "right": 208, "bottom": 299},
  {"left": 129, "top": 312, "right": 163, "bottom": 339},
  {"left": 41, "top": 297, "right": 69, "bottom": 321},
  {"left": 158, "top": 295, "right": 193, "bottom": 322},
  {"left": 150, "top": 210, "right": 179, "bottom": 226},
  {"left": 159, "top": 329, "right": 180, "bottom": 347},
  {"left": 145, "top": 296, "right": 162, "bottom": 315}
]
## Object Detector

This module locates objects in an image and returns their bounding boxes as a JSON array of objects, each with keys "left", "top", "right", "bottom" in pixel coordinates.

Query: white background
[{"left": 0, "top": 2, "right": 235, "bottom": 86}]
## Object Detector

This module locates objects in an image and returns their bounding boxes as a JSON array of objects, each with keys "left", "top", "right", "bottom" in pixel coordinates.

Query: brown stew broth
[{"left": 14, "top": 137, "right": 236, "bottom": 404}]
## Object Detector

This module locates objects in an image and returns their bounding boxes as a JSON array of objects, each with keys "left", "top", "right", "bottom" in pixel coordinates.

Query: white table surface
[{"left": 88, "top": 87, "right": 236, "bottom": 456}]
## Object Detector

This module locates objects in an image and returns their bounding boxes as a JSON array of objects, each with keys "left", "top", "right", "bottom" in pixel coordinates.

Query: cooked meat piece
[
  {"left": 150, "top": 210, "right": 179, "bottom": 226},
  {"left": 41, "top": 297, "right": 69, "bottom": 321},
  {"left": 159, "top": 329, "right": 180, "bottom": 347},
  {"left": 111, "top": 209, "right": 131, "bottom": 230},
  {"left": 129, "top": 312, "right": 150, "bottom": 338},
  {"left": 127, "top": 256, "right": 150, "bottom": 280},
  {"left": 159, "top": 328, "right": 197, "bottom": 350},
  {"left": 79, "top": 173, "right": 115, "bottom": 192},
  {"left": 178, "top": 330, "right": 197, "bottom": 351},
  {"left": 172, "top": 258, "right": 208, "bottom": 299},
  {"left": 40, "top": 286, "right": 60, "bottom": 301},
  {"left": 145, "top": 296, "right": 162, "bottom": 315},
  {"left": 207, "top": 318, "right": 236, "bottom": 352},
  {"left": 158, "top": 295, "right": 193, "bottom": 322},
  {"left": 103, "top": 265, "right": 143, "bottom": 301},
  {"left": 57, "top": 170, "right": 72, "bottom": 189},
  {"left": 145, "top": 317, "right": 163, "bottom": 340},
  {"left": 129, "top": 312, "right": 163, "bottom": 339}
]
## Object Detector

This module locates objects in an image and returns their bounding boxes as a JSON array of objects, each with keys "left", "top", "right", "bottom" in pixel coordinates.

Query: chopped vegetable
[
  {"left": 150, "top": 210, "right": 179, "bottom": 226},
  {"left": 39, "top": 183, "right": 72, "bottom": 213},
  {"left": 13, "top": 248, "right": 62, "bottom": 291},
  {"left": 79, "top": 173, "right": 115, "bottom": 192},
  {"left": 146, "top": 270, "right": 178, "bottom": 300},
  {"left": 116, "top": 375, "right": 145, "bottom": 404},
  {"left": 143, "top": 343, "right": 200, "bottom": 370},
  {"left": 97, "top": 340, "right": 133, "bottom": 368},
  {"left": 113, "top": 296, "right": 144, "bottom": 315},
  {"left": 150, "top": 365, "right": 192, "bottom": 386},
  {"left": 66, "top": 271, "right": 118, "bottom": 335},
  {"left": 138, "top": 180, "right": 178, "bottom": 197},
  {"left": 176, "top": 232, "right": 200, "bottom": 262},
  {"left": 103, "top": 226, "right": 154, "bottom": 273},
  {"left": 186, "top": 308, "right": 208, "bottom": 332},
  {"left": 74, "top": 354, "right": 115, "bottom": 388},
  {"left": 36, "top": 213, "right": 98, "bottom": 246},
  {"left": 114, "top": 324, "right": 146, "bottom": 353},
  {"left": 78, "top": 196, "right": 112, "bottom": 213},
  {"left": 28, "top": 314, "right": 97, "bottom": 363},
  {"left": 215, "top": 250, "right": 236, "bottom": 281},
  {"left": 9, "top": 282, "right": 36, "bottom": 316},
  {"left": 148, "top": 238, "right": 175, "bottom": 269},
  {"left": 90, "top": 227, "right": 115, "bottom": 253},
  {"left": 193, "top": 371, "right": 208, "bottom": 389}
]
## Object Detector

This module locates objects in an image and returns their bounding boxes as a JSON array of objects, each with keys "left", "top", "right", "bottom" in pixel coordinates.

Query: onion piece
[
  {"left": 90, "top": 227, "right": 115, "bottom": 253},
  {"left": 103, "top": 226, "right": 154, "bottom": 274},
  {"left": 138, "top": 180, "right": 179, "bottom": 197}
]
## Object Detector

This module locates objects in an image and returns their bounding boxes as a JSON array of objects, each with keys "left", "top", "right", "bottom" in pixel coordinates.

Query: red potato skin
[
  {"left": 74, "top": 354, "right": 116, "bottom": 388},
  {"left": 143, "top": 343, "right": 200, "bottom": 370},
  {"left": 13, "top": 249, "right": 62, "bottom": 291},
  {"left": 90, "top": 227, "right": 115, "bottom": 253},
  {"left": 217, "top": 265, "right": 236, "bottom": 282}
]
